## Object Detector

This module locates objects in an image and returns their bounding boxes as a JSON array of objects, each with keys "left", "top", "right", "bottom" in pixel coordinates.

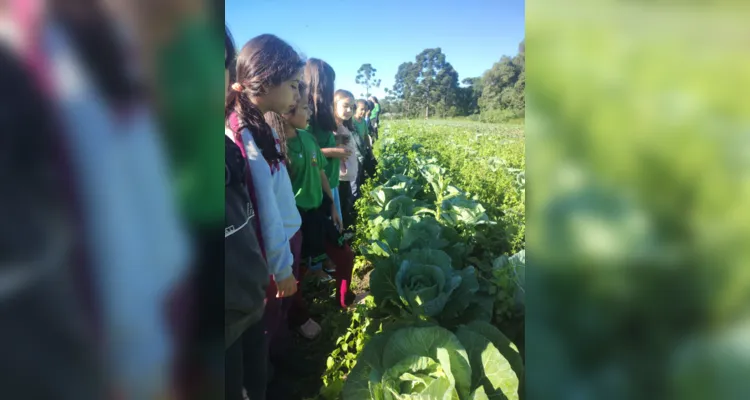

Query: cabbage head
[
  {"left": 342, "top": 322, "right": 523, "bottom": 400},
  {"left": 371, "top": 248, "right": 479, "bottom": 319}
]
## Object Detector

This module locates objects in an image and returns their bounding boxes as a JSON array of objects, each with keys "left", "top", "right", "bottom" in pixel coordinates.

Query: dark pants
[
  {"left": 261, "top": 230, "right": 308, "bottom": 363},
  {"left": 338, "top": 180, "right": 358, "bottom": 231},
  {"left": 286, "top": 231, "right": 310, "bottom": 328},
  {"left": 297, "top": 240, "right": 355, "bottom": 308},
  {"left": 299, "top": 197, "right": 356, "bottom": 308},
  {"left": 226, "top": 320, "right": 268, "bottom": 400}
]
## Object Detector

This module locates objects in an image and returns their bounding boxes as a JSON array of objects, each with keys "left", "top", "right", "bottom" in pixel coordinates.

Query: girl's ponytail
[
  {"left": 226, "top": 87, "right": 282, "bottom": 164},
  {"left": 263, "top": 111, "right": 291, "bottom": 168}
]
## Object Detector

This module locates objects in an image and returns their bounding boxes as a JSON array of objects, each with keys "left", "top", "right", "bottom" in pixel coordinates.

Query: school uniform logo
[
  {"left": 311, "top": 151, "right": 318, "bottom": 167},
  {"left": 225, "top": 201, "right": 255, "bottom": 238}
]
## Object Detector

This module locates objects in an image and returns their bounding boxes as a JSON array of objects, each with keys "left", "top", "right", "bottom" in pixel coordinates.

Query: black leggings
[
  {"left": 226, "top": 320, "right": 268, "bottom": 400},
  {"left": 338, "top": 180, "right": 358, "bottom": 231}
]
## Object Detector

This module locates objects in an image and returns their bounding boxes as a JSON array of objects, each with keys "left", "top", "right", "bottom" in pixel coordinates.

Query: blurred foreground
[
  {"left": 527, "top": 1, "right": 750, "bottom": 399},
  {"left": 0, "top": 0, "right": 222, "bottom": 399}
]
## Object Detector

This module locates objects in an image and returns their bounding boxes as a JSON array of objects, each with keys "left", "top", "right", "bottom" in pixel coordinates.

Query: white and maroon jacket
[
  {"left": 39, "top": 17, "right": 189, "bottom": 399},
  {"left": 226, "top": 113, "right": 300, "bottom": 282}
]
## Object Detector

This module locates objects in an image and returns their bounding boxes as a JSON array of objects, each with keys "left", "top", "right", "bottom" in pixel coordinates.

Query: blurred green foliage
[{"left": 526, "top": 1, "right": 750, "bottom": 399}]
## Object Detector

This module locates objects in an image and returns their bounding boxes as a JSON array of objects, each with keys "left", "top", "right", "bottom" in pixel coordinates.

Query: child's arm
[
  {"left": 321, "top": 146, "right": 352, "bottom": 160},
  {"left": 320, "top": 170, "right": 342, "bottom": 231},
  {"left": 236, "top": 130, "right": 294, "bottom": 282},
  {"left": 321, "top": 169, "right": 334, "bottom": 202}
]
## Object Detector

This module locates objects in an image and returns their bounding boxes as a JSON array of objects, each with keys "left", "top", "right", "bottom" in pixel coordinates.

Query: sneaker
[
  {"left": 323, "top": 259, "right": 337, "bottom": 274},
  {"left": 296, "top": 318, "right": 322, "bottom": 340},
  {"left": 309, "top": 269, "right": 333, "bottom": 282}
]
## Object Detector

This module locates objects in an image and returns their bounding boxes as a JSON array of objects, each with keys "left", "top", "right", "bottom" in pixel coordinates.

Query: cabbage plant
[
  {"left": 342, "top": 322, "right": 523, "bottom": 400},
  {"left": 370, "top": 249, "right": 482, "bottom": 322},
  {"left": 492, "top": 249, "right": 526, "bottom": 314}
]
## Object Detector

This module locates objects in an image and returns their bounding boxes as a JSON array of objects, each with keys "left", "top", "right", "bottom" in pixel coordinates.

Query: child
[
  {"left": 364, "top": 100, "right": 372, "bottom": 128},
  {"left": 225, "top": 34, "right": 305, "bottom": 395},
  {"left": 368, "top": 96, "right": 381, "bottom": 140},
  {"left": 334, "top": 90, "right": 362, "bottom": 233},
  {"left": 353, "top": 99, "right": 371, "bottom": 146},
  {"left": 353, "top": 99, "right": 376, "bottom": 179},
  {"left": 304, "top": 58, "right": 351, "bottom": 275},
  {"left": 304, "top": 59, "right": 351, "bottom": 224},
  {"left": 269, "top": 84, "right": 358, "bottom": 309},
  {"left": 225, "top": 136, "right": 270, "bottom": 400},
  {"left": 336, "top": 128, "right": 352, "bottom": 176},
  {"left": 259, "top": 99, "right": 329, "bottom": 341},
  {"left": 224, "top": 28, "right": 279, "bottom": 400},
  {"left": 44, "top": 5, "right": 190, "bottom": 399}
]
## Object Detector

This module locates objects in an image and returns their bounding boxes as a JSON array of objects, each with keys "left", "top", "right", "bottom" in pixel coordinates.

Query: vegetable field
[{"left": 317, "top": 119, "right": 527, "bottom": 399}]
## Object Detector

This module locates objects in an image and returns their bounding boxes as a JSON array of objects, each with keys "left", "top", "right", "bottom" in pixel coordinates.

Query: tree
[
  {"left": 380, "top": 97, "right": 402, "bottom": 116},
  {"left": 389, "top": 48, "right": 460, "bottom": 119},
  {"left": 512, "top": 40, "right": 525, "bottom": 116},
  {"left": 355, "top": 63, "right": 382, "bottom": 97},
  {"left": 385, "top": 39, "right": 524, "bottom": 120},
  {"left": 456, "top": 77, "right": 482, "bottom": 115},
  {"left": 479, "top": 38, "right": 525, "bottom": 117},
  {"left": 390, "top": 62, "right": 418, "bottom": 117}
]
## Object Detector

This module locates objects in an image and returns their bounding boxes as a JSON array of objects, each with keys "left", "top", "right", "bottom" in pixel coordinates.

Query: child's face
[
  {"left": 354, "top": 103, "right": 366, "bottom": 120},
  {"left": 263, "top": 69, "right": 302, "bottom": 115},
  {"left": 335, "top": 97, "right": 354, "bottom": 121},
  {"left": 284, "top": 96, "right": 310, "bottom": 130}
]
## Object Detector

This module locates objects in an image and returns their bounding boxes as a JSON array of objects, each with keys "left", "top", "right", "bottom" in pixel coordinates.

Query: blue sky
[{"left": 225, "top": 0, "right": 524, "bottom": 99}]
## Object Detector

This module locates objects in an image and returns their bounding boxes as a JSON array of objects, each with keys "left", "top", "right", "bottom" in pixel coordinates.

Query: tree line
[{"left": 355, "top": 39, "right": 525, "bottom": 122}]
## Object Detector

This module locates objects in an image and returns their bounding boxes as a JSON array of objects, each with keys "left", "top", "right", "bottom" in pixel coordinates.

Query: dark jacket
[
  {"left": 0, "top": 43, "right": 107, "bottom": 399},
  {"left": 225, "top": 136, "right": 269, "bottom": 348}
]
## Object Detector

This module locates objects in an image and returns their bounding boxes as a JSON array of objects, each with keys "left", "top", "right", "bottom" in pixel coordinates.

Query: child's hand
[
  {"left": 321, "top": 146, "right": 352, "bottom": 160},
  {"left": 276, "top": 275, "right": 298, "bottom": 298},
  {"left": 332, "top": 207, "right": 343, "bottom": 232},
  {"left": 335, "top": 146, "right": 353, "bottom": 159}
]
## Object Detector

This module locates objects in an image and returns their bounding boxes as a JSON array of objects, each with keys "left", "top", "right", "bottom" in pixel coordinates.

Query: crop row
[{"left": 318, "top": 122, "right": 526, "bottom": 400}]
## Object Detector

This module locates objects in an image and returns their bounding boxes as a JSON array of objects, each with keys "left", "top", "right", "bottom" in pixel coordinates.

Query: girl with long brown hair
[
  {"left": 224, "top": 27, "right": 272, "bottom": 400},
  {"left": 225, "top": 34, "right": 301, "bottom": 299},
  {"left": 304, "top": 59, "right": 351, "bottom": 226},
  {"left": 225, "top": 33, "right": 304, "bottom": 399},
  {"left": 300, "top": 61, "right": 358, "bottom": 307}
]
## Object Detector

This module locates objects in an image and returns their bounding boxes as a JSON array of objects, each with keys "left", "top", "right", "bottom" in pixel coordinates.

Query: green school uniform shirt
[
  {"left": 157, "top": 19, "right": 224, "bottom": 226},
  {"left": 286, "top": 130, "right": 328, "bottom": 211},
  {"left": 353, "top": 118, "right": 369, "bottom": 141},
  {"left": 370, "top": 103, "right": 381, "bottom": 120},
  {"left": 307, "top": 124, "right": 340, "bottom": 188}
]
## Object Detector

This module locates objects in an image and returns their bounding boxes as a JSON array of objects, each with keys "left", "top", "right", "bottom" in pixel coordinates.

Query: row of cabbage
[
  {"left": 320, "top": 126, "right": 526, "bottom": 400},
  {"left": 381, "top": 120, "right": 526, "bottom": 255}
]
